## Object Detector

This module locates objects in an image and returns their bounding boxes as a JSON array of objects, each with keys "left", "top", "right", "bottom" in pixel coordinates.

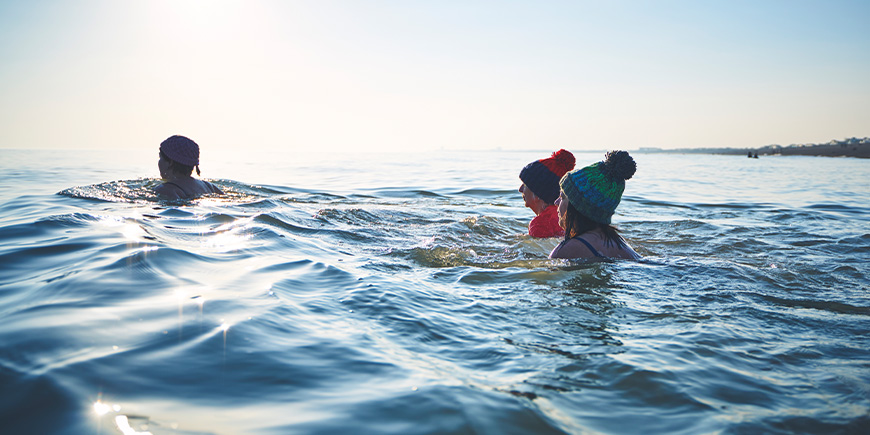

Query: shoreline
[{"left": 636, "top": 139, "right": 870, "bottom": 159}]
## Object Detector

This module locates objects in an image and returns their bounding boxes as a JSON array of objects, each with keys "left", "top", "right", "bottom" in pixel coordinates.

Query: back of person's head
[
  {"left": 160, "top": 135, "right": 201, "bottom": 176},
  {"left": 563, "top": 200, "right": 598, "bottom": 238},
  {"left": 559, "top": 150, "right": 636, "bottom": 225},
  {"left": 559, "top": 151, "right": 637, "bottom": 225},
  {"left": 562, "top": 200, "right": 628, "bottom": 248},
  {"left": 519, "top": 149, "right": 575, "bottom": 204},
  {"left": 559, "top": 150, "right": 635, "bottom": 247}
]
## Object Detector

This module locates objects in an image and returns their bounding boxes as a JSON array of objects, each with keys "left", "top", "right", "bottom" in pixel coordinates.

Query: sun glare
[
  {"left": 93, "top": 401, "right": 111, "bottom": 416},
  {"left": 115, "top": 415, "right": 153, "bottom": 435}
]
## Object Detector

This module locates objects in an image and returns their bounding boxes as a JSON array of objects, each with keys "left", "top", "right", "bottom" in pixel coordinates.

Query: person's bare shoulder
[{"left": 550, "top": 238, "right": 595, "bottom": 259}]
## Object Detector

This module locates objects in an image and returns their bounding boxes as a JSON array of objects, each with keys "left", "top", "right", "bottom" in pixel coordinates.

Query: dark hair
[
  {"left": 563, "top": 201, "right": 626, "bottom": 248},
  {"left": 160, "top": 150, "right": 200, "bottom": 176}
]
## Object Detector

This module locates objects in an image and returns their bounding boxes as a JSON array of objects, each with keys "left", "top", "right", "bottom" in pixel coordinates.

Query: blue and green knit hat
[{"left": 559, "top": 151, "right": 636, "bottom": 225}]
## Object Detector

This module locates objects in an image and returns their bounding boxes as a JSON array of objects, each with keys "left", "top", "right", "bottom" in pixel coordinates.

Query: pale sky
[{"left": 1, "top": 0, "right": 867, "bottom": 153}]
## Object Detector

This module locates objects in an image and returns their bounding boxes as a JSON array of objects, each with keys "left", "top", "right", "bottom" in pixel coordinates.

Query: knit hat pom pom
[
  {"left": 601, "top": 150, "right": 636, "bottom": 181},
  {"left": 550, "top": 149, "right": 576, "bottom": 174}
]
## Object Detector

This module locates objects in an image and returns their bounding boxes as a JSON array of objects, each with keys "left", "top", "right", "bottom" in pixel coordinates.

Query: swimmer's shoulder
[
  {"left": 613, "top": 240, "right": 642, "bottom": 260},
  {"left": 154, "top": 182, "right": 184, "bottom": 199},
  {"left": 200, "top": 179, "right": 224, "bottom": 195},
  {"left": 549, "top": 237, "right": 597, "bottom": 259}
]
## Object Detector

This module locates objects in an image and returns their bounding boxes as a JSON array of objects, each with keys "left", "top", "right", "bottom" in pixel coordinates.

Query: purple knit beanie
[{"left": 160, "top": 135, "right": 200, "bottom": 167}]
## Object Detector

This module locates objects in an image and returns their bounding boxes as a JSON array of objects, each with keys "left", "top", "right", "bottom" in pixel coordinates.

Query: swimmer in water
[
  {"left": 154, "top": 135, "right": 224, "bottom": 200},
  {"left": 518, "top": 149, "right": 575, "bottom": 238},
  {"left": 550, "top": 150, "right": 641, "bottom": 260}
]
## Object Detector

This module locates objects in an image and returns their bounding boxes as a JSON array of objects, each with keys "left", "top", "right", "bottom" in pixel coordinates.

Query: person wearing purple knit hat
[{"left": 154, "top": 135, "right": 223, "bottom": 200}]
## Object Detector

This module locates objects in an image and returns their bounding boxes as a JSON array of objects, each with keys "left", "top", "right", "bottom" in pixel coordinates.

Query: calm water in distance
[{"left": 0, "top": 148, "right": 868, "bottom": 434}]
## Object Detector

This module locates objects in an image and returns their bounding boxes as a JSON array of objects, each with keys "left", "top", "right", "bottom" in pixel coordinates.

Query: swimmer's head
[
  {"left": 519, "top": 149, "right": 575, "bottom": 205},
  {"left": 159, "top": 135, "right": 201, "bottom": 177},
  {"left": 160, "top": 135, "right": 199, "bottom": 166},
  {"left": 559, "top": 150, "right": 635, "bottom": 225}
]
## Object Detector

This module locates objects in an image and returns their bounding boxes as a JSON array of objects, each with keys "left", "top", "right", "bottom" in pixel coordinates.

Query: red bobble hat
[{"left": 519, "top": 149, "right": 576, "bottom": 204}]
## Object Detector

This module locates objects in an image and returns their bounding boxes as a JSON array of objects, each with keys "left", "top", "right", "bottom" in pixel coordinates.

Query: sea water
[{"left": 0, "top": 148, "right": 868, "bottom": 434}]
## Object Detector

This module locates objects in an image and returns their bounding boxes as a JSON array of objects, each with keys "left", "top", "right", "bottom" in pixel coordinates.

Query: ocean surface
[{"left": 0, "top": 148, "right": 868, "bottom": 434}]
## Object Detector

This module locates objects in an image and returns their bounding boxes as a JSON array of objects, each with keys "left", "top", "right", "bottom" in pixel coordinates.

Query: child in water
[
  {"left": 550, "top": 151, "right": 641, "bottom": 260},
  {"left": 518, "top": 149, "right": 575, "bottom": 238},
  {"left": 154, "top": 135, "right": 224, "bottom": 200}
]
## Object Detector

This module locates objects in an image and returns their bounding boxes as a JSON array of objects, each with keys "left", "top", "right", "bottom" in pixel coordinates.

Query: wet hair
[
  {"left": 160, "top": 150, "right": 200, "bottom": 176},
  {"left": 563, "top": 201, "right": 627, "bottom": 248}
]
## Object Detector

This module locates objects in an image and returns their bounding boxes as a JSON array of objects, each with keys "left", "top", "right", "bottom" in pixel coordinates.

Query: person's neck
[
  {"left": 569, "top": 224, "right": 602, "bottom": 239},
  {"left": 533, "top": 202, "right": 552, "bottom": 216}
]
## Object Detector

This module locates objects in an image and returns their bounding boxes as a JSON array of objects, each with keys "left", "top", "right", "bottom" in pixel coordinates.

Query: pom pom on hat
[
  {"left": 160, "top": 135, "right": 200, "bottom": 167},
  {"left": 600, "top": 150, "right": 635, "bottom": 181},
  {"left": 519, "top": 149, "right": 576, "bottom": 204},
  {"left": 541, "top": 149, "right": 576, "bottom": 177},
  {"left": 560, "top": 150, "right": 636, "bottom": 225}
]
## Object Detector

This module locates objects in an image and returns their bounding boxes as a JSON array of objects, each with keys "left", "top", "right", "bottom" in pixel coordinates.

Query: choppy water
[{"left": 1, "top": 148, "right": 868, "bottom": 434}]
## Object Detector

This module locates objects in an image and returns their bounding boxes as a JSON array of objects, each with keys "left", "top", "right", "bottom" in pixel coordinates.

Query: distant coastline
[{"left": 636, "top": 137, "right": 870, "bottom": 158}]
